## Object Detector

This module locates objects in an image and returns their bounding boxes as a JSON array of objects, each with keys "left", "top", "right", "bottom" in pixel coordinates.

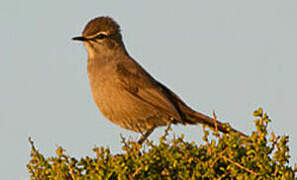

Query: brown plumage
[{"left": 73, "top": 16, "right": 247, "bottom": 142}]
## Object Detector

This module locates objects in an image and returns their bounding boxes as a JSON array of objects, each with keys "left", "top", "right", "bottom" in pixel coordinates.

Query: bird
[{"left": 72, "top": 16, "right": 246, "bottom": 143}]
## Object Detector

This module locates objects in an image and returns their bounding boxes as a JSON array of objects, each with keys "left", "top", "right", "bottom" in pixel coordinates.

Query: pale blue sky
[{"left": 1, "top": 1, "right": 296, "bottom": 179}]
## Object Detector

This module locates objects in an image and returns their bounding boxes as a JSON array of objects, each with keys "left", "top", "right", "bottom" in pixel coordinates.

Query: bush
[{"left": 27, "top": 108, "right": 297, "bottom": 179}]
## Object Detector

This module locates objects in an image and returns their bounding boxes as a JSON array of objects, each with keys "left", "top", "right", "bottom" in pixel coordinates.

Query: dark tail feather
[
  {"left": 185, "top": 109, "right": 247, "bottom": 137},
  {"left": 156, "top": 82, "right": 247, "bottom": 137}
]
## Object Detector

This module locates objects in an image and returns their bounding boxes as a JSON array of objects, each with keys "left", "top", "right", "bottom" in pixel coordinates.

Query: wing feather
[{"left": 116, "top": 61, "right": 181, "bottom": 122}]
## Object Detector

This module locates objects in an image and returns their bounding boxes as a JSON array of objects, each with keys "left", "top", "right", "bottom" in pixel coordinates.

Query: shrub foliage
[{"left": 27, "top": 108, "right": 297, "bottom": 179}]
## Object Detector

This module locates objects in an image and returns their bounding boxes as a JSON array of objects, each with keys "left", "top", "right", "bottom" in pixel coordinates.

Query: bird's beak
[{"left": 72, "top": 36, "right": 88, "bottom": 41}]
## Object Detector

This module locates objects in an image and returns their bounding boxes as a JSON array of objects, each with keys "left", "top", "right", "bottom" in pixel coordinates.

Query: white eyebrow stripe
[{"left": 87, "top": 31, "right": 109, "bottom": 39}]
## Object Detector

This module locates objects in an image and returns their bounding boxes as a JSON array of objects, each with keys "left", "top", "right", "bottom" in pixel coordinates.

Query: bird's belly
[{"left": 90, "top": 81, "right": 168, "bottom": 132}]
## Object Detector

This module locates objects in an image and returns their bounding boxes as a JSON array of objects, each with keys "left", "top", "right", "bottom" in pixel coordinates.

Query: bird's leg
[{"left": 138, "top": 127, "right": 155, "bottom": 144}]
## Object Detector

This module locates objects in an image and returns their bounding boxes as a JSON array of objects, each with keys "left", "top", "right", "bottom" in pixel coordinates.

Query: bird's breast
[
  {"left": 86, "top": 60, "right": 170, "bottom": 132},
  {"left": 87, "top": 61, "right": 131, "bottom": 124},
  {"left": 87, "top": 62, "right": 118, "bottom": 112}
]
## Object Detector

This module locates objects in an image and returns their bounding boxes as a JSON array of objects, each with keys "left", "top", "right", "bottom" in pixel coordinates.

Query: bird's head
[{"left": 73, "top": 16, "right": 125, "bottom": 59}]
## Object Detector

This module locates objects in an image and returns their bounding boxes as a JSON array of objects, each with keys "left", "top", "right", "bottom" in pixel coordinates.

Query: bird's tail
[
  {"left": 184, "top": 107, "right": 247, "bottom": 137},
  {"left": 157, "top": 82, "right": 247, "bottom": 137}
]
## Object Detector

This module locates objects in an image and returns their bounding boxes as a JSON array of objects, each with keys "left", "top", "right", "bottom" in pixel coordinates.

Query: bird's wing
[{"left": 115, "top": 60, "right": 182, "bottom": 121}]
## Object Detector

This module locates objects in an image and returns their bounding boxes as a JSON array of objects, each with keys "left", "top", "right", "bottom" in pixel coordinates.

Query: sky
[{"left": 1, "top": 0, "right": 297, "bottom": 179}]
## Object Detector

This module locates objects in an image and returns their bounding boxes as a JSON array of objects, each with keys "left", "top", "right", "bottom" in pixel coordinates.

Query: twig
[
  {"left": 202, "top": 125, "right": 211, "bottom": 155},
  {"left": 164, "top": 122, "right": 172, "bottom": 139},
  {"left": 222, "top": 155, "right": 258, "bottom": 176},
  {"left": 67, "top": 162, "right": 76, "bottom": 180},
  {"left": 217, "top": 172, "right": 228, "bottom": 180},
  {"left": 132, "top": 166, "right": 142, "bottom": 177},
  {"left": 212, "top": 110, "right": 220, "bottom": 137},
  {"left": 120, "top": 134, "right": 129, "bottom": 149},
  {"left": 210, "top": 148, "right": 227, "bottom": 168}
]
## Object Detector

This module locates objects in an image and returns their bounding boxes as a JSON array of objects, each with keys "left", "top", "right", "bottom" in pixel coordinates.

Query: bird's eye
[{"left": 97, "top": 34, "right": 107, "bottom": 39}]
